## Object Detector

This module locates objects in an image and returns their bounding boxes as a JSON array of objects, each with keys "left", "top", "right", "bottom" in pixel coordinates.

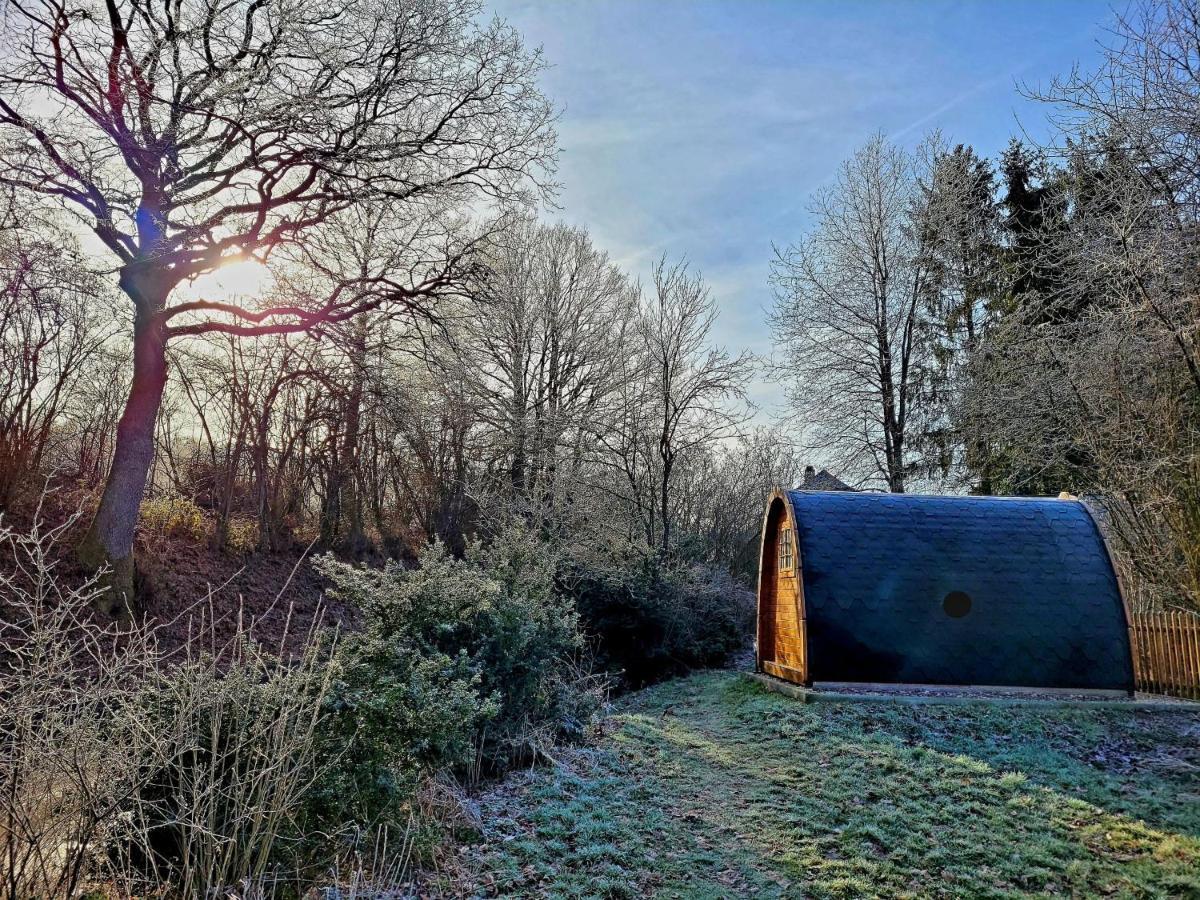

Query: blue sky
[{"left": 489, "top": 0, "right": 1116, "bottom": 416}]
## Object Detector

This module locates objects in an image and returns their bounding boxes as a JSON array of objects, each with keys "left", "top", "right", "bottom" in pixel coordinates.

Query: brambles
[{"left": 0, "top": 503, "right": 155, "bottom": 899}]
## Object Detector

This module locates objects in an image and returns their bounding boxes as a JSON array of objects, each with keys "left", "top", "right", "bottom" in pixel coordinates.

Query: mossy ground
[{"left": 447, "top": 672, "right": 1200, "bottom": 898}]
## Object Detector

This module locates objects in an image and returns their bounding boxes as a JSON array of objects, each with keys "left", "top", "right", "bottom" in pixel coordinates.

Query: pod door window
[{"left": 778, "top": 526, "right": 795, "bottom": 572}]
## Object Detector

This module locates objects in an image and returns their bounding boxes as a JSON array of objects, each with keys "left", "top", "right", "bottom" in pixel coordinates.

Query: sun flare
[{"left": 183, "top": 257, "right": 274, "bottom": 304}]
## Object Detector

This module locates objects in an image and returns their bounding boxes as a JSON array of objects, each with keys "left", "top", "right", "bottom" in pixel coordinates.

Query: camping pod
[{"left": 756, "top": 489, "right": 1135, "bottom": 692}]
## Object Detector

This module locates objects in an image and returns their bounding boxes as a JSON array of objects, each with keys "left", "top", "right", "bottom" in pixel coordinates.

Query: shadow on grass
[{"left": 718, "top": 675, "right": 1200, "bottom": 837}]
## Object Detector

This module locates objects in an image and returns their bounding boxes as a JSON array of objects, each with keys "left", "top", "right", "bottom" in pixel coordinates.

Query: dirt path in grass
[{"left": 441, "top": 671, "right": 1200, "bottom": 899}]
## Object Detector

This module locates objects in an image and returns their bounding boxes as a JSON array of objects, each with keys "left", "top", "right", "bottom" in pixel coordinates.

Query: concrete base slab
[{"left": 744, "top": 671, "right": 1197, "bottom": 711}]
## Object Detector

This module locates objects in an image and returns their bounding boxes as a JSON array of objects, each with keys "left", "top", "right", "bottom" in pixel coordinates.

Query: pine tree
[
  {"left": 913, "top": 144, "right": 1002, "bottom": 489},
  {"left": 998, "top": 139, "right": 1068, "bottom": 320}
]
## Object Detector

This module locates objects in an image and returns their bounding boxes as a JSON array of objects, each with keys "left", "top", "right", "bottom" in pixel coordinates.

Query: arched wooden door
[
  {"left": 757, "top": 499, "right": 781, "bottom": 666},
  {"left": 757, "top": 493, "right": 808, "bottom": 685}
]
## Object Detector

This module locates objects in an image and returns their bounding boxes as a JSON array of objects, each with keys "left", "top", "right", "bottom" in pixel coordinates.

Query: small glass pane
[{"left": 778, "top": 527, "right": 793, "bottom": 571}]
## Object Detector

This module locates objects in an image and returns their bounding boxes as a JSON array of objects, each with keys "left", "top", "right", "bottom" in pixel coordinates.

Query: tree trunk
[
  {"left": 77, "top": 273, "right": 170, "bottom": 618},
  {"left": 319, "top": 437, "right": 343, "bottom": 547},
  {"left": 341, "top": 381, "right": 366, "bottom": 554},
  {"left": 341, "top": 325, "right": 368, "bottom": 554},
  {"left": 253, "top": 417, "right": 273, "bottom": 551},
  {"left": 659, "top": 452, "right": 673, "bottom": 555}
]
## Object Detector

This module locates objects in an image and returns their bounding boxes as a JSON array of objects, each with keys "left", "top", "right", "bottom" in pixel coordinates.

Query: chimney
[{"left": 803, "top": 465, "right": 815, "bottom": 487}]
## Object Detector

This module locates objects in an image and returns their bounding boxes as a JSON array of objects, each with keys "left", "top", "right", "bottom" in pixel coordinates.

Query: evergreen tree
[
  {"left": 998, "top": 139, "right": 1069, "bottom": 320},
  {"left": 976, "top": 140, "right": 1096, "bottom": 494},
  {"left": 913, "top": 144, "right": 1002, "bottom": 489}
]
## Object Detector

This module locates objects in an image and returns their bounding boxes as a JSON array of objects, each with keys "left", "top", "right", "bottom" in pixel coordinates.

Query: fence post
[
  {"left": 1154, "top": 615, "right": 1166, "bottom": 695},
  {"left": 1137, "top": 615, "right": 1151, "bottom": 694},
  {"left": 1176, "top": 612, "right": 1187, "bottom": 697},
  {"left": 1166, "top": 612, "right": 1177, "bottom": 696},
  {"left": 1157, "top": 615, "right": 1166, "bottom": 695},
  {"left": 1186, "top": 614, "right": 1200, "bottom": 700}
]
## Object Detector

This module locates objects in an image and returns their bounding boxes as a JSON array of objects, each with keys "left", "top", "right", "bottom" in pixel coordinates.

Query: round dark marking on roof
[{"left": 943, "top": 590, "right": 972, "bottom": 618}]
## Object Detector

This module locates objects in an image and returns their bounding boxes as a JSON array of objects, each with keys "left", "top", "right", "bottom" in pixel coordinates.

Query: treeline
[
  {"left": 152, "top": 228, "right": 787, "bottom": 571},
  {"left": 0, "top": 196, "right": 798, "bottom": 576},
  {"left": 770, "top": 1, "right": 1200, "bottom": 611}
]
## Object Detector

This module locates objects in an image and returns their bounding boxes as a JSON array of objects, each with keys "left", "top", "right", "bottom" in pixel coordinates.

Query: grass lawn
[{"left": 448, "top": 671, "right": 1200, "bottom": 899}]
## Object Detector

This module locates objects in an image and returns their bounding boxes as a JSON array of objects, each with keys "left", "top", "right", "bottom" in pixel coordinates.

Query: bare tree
[
  {"left": 770, "top": 134, "right": 933, "bottom": 492},
  {"left": 615, "top": 258, "right": 753, "bottom": 553},
  {"left": 461, "top": 218, "right": 636, "bottom": 523},
  {"left": 1037, "top": 0, "right": 1200, "bottom": 243},
  {"left": 165, "top": 330, "right": 326, "bottom": 551},
  {"left": 0, "top": 0, "right": 556, "bottom": 612},
  {"left": 963, "top": 0, "right": 1200, "bottom": 609},
  {"left": 377, "top": 348, "right": 481, "bottom": 552},
  {"left": 672, "top": 427, "right": 804, "bottom": 577},
  {"left": 596, "top": 335, "right": 661, "bottom": 546},
  {"left": 1033, "top": 0, "right": 1199, "bottom": 394},
  {"left": 0, "top": 195, "right": 118, "bottom": 505}
]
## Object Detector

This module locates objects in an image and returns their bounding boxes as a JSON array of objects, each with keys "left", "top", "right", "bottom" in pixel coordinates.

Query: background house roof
[{"left": 800, "top": 466, "right": 855, "bottom": 492}]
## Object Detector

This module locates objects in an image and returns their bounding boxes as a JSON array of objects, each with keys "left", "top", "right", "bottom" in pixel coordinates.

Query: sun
[{"left": 183, "top": 257, "right": 274, "bottom": 304}]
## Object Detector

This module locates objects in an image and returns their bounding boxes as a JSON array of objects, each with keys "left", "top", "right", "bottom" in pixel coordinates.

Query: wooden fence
[{"left": 1129, "top": 610, "right": 1200, "bottom": 699}]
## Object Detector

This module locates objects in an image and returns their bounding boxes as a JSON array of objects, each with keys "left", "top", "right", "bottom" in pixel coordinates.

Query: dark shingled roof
[{"left": 787, "top": 490, "right": 1134, "bottom": 690}]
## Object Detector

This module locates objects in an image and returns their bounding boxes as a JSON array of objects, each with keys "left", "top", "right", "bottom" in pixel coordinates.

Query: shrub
[
  {"left": 302, "top": 636, "right": 492, "bottom": 848},
  {"left": 561, "top": 541, "right": 755, "bottom": 689},
  {"left": 0, "top": 499, "right": 470, "bottom": 897},
  {"left": 223, "top": 516, "right": 260, "bottom": 555},
  {"left": 0, "top": 506, "right": 156, "bottom": 900},
  {"left": 116, "top": 627, "right": 334, "bottom": 896},
  {"left": 139, "top": 493, "right": 208, "bottom": 543},
  {"left": 2, "top": 501, "right": 334, "bottom": 898},
  {"left": 310, "top": 529, "right": 602, "bottom": 836},
  {"left": 2, "top": 508, "right": 631, "bottom": 896}
]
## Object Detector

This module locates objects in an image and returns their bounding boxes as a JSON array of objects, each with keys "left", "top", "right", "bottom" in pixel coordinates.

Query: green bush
[
  {"left": 302, "top": 638, "right": 491, "bottom": 844},
  {"left": 309, "top": 529, "right": 602, "bottom": 836},
  {"left": 560, "top": 542, "right": 754, "bottom": 689}
]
